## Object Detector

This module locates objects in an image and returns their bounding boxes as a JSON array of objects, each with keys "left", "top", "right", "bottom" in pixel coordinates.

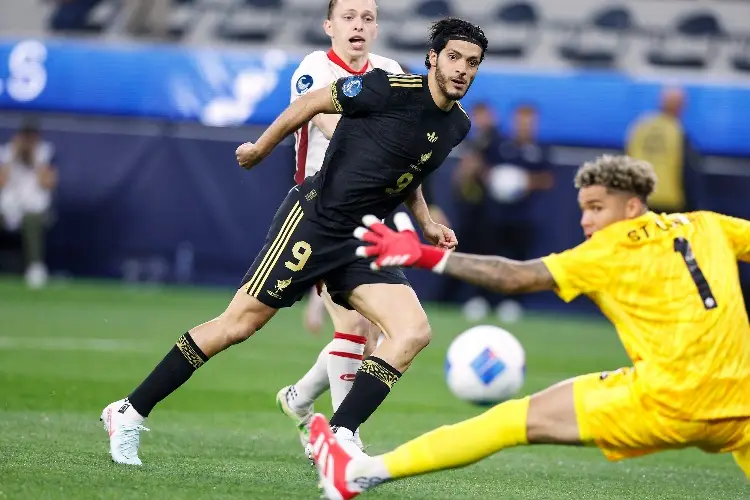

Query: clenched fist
[{"left": 236, "top": 142, "right": 264, "bottom": 169}]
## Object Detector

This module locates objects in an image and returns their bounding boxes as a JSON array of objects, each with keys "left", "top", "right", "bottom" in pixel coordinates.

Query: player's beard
[{"left": 435, "top": 63, "right": 472, "bottom": 101}]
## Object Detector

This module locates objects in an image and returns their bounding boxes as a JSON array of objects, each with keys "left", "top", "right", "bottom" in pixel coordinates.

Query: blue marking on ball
[{"left": 470, "top": 347, "right": 506, "bottom": 385}]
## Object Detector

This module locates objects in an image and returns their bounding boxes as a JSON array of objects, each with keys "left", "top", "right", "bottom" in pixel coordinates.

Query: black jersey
[{"left": 301, "top": 68, "right": 471, "bottom": 229}]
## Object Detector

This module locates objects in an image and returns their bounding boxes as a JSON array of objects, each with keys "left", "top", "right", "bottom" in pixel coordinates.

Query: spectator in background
[
  {"left": 450, "top": 102, "right": 553, "bottom": 322},
  {"left": 0, "top": 123, "right": 58, "bottom": 289},
  {"left": 446, "top": 102, "right": 500, "bottom": 316},
  {"left": 487, "top": 103, "right": 553, "bottom": 322},
  {"left": 626, "top": 86, "right": 699, "bottom": 213}
]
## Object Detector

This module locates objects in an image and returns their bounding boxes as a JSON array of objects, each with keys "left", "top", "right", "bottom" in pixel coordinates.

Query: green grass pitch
[{"left": 0, "top": 278, "right": 746, "bottom": 499}]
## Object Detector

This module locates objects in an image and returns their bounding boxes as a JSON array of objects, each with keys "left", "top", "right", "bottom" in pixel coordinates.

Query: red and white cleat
[{"left": 310, "top": 414, "right": 361, "bottom": 500}]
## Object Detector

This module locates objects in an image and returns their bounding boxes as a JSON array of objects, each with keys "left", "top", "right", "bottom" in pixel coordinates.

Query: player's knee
[
  {"left": 393, "top": 317, "right": 432, "bottom": 355},
  {"left": 220, "top": 309, "right": 269, "bottom": 346},
  {"left": 526, "top": 389, "right": 581, "bottom": 444}
]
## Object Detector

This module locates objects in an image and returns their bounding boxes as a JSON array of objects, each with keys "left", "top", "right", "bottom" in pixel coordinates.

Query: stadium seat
[
  {"left": 388, "top": 0, "right": 455, "bottom": 52},
  {"left": 558, "top": 6, "right": 634, "bottom": 68},
  {"left": 49, "top": 0, "right": 108, "bottom": 33},
  {"left": 482, "top": 2, "right": 540, "bottom": 58},
  {"left": 283, "top": 0, "right": 327, "bottom": 18},
  {"left": 167, "top": 0, "right": 200, "bottom": 39},
  {"left": 731, "top": 39, "right": 750, "bottom": 73},
  {"left": 243, "top": 0, "right": 282, "bottom": 8},
  {"left": 415, "top": 0, "right": 454, "bottom": 18},
  {"left": 647, "top": 11, "right": 724, "bottom": 69},
  {"left": 215, "top": 2, "right": 280, "bottom": 42}
]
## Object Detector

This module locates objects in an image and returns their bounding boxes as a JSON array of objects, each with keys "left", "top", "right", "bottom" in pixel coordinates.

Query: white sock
[
  {"left": 328, "top": 332, "right": 366, "bottom": 412},
  {"left": 347, "top": 456, "right": 392, "bottom": 492},
  {"left": 121, "top": 399, "right": 145, "bottom": 422},
  {"left": 290, "top": 344, "right": 330, "bottom": 412}
]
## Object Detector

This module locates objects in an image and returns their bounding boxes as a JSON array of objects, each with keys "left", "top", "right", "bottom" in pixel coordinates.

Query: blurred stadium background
[{"left": 0, "top": 1, "right": 749, "bottom": 499}]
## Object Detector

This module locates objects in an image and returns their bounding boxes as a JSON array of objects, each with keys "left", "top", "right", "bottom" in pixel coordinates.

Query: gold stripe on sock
[
  {"left": 176, "top": 334, "right": 206, "bottom": 369},
  {"left": 361, "top": 359, "right": 400, "bottom": 389}
]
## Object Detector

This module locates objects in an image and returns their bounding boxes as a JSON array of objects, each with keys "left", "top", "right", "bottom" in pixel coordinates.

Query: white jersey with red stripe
[{"left": 290, "top": 49, "right": 403, "bottom": 184}]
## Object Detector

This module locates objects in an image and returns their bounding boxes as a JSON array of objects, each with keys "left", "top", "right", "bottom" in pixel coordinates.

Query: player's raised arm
[
  {"left": 237, "top": 70, "right": 392, "bottom": 169},
  {"left": 354, "top": 213, "right": 557, "bottom": 294},
  {"left": 236, "top": 86, "right": 340, "bottom": 169}
]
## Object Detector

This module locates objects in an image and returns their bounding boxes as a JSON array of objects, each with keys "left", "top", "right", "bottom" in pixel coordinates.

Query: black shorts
[{"left": 240, "top": 187, "right": 409, "bottom": 309}]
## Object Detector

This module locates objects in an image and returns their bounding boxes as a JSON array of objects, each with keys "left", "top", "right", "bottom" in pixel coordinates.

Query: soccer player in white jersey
[{"left": 275, "top": 0, "right": 403, "bottom": 456}]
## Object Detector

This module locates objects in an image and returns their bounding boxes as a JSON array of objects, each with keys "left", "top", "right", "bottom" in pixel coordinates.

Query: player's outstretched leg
[
  {"left": 281, "top": 286, "right": 378, "bottom": 458},
  {"left": 311, "top": 378, "right": 584, "bottom": 498},
  {"left": 101, "top": 289, "right": 277, "bottom": 465},
  {"left": 324, "top": 284, "right": 430, "bottom": 455}
]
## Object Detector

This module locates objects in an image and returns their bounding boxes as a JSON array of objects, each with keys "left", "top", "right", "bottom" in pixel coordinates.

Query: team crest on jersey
[
  {"left": 296, "top": 74, "right": 314, "bottom": 94},
  {"left": 342, "top": 76, "right": 363, "bottom": 97}
]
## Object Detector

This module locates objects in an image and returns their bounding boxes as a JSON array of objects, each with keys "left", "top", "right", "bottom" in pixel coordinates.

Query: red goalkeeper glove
[{"left": 353, "top": 213, "right": 451, "bottom": 273}]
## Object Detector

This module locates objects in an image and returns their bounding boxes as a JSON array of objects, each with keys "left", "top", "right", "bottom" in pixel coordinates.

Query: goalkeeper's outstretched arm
[
  {"left": 355, "top": 212, "right": 557, "bottom": 295},
  {"left": 443, "top": 253, "right": 556, "bottom": 294}
]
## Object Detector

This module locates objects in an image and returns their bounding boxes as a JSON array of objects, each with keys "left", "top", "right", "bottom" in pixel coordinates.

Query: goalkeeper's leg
[{"left": 311, "top": 378, "right": 584, "bottom": 498}]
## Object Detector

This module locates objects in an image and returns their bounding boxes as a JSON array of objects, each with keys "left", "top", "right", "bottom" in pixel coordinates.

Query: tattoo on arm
[{"left": 444, "top": 253, "right": 557, "bottom": 294}]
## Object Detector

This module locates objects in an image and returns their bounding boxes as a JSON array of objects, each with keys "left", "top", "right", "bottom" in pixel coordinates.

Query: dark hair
[
  {"left": 575, "top": 155, "right": 657, "bottom": 202},
  {"left": 425, "top": 17, "right": 488, "bottom": 69}
]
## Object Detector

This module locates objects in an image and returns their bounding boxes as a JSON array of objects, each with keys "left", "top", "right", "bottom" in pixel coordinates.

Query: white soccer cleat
[
  {"left": 276, "top": 386, "right": 314, "bottom": 455},
  {"left": 100, "top": 399, "right": 149, "bottom": 465}
]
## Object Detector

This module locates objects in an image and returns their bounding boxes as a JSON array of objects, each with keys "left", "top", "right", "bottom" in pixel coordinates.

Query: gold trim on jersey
[
  {"left": 388, "top": 74, "right": 423, "bottom": 88},
  {"left": 245, "top": 202, "right": 304, "bottom": 297},
  {"left": 330, "top": 81, "right": 343, "bottom": 112}
]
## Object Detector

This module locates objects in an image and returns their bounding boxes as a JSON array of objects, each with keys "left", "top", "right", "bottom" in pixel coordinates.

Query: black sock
[
  {"left": 128, "top": 332, "right": 208, "bottom": 417},
  {"left": 329, "top": 356, "right": 401, "bottom": 433}
]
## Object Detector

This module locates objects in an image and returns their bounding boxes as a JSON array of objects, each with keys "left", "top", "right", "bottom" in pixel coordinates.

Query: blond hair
[{"left": 575, "top": 154, "right": 657, "bottom": 201}]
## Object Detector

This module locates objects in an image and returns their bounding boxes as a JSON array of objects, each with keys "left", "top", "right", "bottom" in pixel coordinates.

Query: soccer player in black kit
[{"left": 100, "top": 17, "right": 488, "bottom": 466}]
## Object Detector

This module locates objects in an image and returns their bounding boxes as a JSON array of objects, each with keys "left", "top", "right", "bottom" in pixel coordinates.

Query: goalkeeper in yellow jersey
[{"left": 308, "top": 154, "right": 750, "bottom": 499}]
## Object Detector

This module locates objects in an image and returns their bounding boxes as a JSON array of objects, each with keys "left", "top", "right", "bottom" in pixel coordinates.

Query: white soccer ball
[
  {"left": 487, "top": 164, "right": 529, "bottom": 203},
  {"left": 445, "top": 325, "right": 526, "bottom": 405}
]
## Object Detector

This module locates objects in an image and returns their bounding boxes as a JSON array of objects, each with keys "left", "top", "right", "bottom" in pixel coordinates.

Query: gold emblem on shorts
[{"left": 268, "top": 277, "right": 292, "bottom": 299}]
